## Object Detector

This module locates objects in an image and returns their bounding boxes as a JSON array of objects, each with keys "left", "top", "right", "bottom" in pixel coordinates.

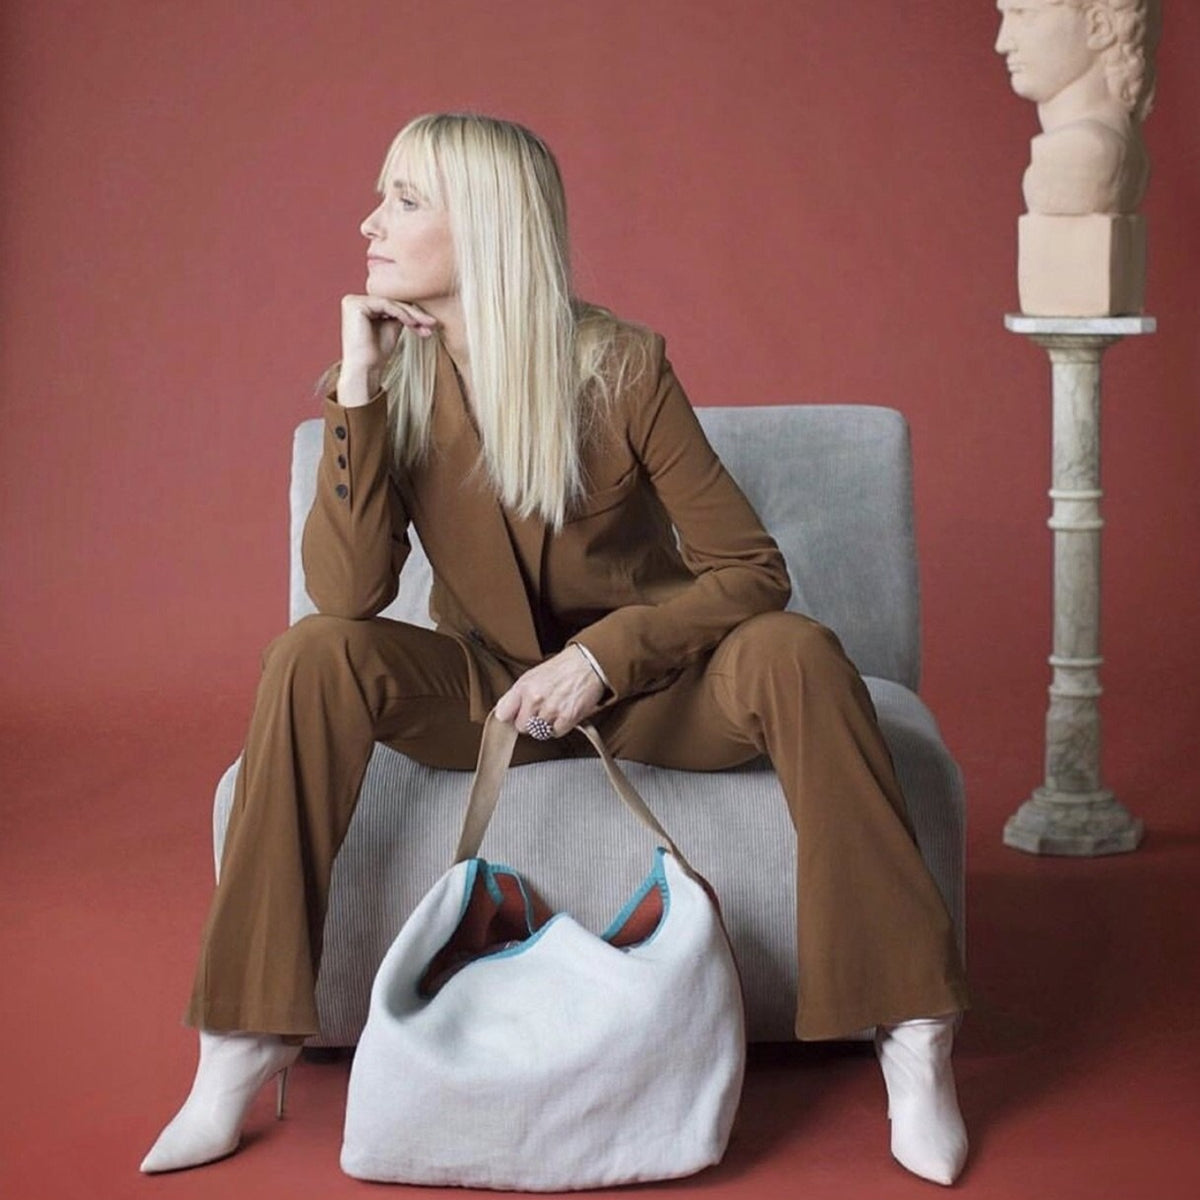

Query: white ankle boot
[
  {"left": 140, "top": 1031, "right": 303, "bottom": 1173},
  {"left": 874, "top": 1015, "right": 967, "bottom": 1186}
]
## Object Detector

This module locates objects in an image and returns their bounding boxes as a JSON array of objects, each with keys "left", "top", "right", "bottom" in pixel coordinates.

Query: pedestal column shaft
[
  {"left": 1001, "top": 320, "right": 1149, "bottom": 856},
  {"left": 1044, "top": 337, "right": 1110, "bottom": 795}
]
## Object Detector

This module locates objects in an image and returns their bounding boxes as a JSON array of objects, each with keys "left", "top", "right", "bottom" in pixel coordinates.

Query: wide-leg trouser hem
[
  {"left": 795, "top": 986, "right": 971, "bottom": 1042},
  {"left": 184, "top": 1002, "right": 323, "bottom": 1040}
]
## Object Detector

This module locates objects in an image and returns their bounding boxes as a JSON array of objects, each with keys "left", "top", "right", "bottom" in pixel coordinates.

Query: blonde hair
[{"left": 370, "top": 113, "right": 649, "bottom": 530}]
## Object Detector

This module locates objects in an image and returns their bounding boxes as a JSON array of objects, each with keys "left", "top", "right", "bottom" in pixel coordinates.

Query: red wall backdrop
[{"left": 2, "top": 2, "right": 1197, "bottom": 815}]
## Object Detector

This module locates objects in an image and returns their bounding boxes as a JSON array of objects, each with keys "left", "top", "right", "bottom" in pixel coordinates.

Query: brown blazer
[{"left": 301, "top": 331, "right": 791, "bottom": 722}]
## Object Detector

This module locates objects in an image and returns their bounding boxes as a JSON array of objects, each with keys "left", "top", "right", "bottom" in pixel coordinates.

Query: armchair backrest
[{"left": 290, "top": 404, "right": 920, "bottom": 690}]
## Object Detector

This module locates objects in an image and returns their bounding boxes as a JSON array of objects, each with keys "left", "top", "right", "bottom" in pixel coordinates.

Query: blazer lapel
[{"left": 409, "top": 341, "right": 544, "bottom": 664}]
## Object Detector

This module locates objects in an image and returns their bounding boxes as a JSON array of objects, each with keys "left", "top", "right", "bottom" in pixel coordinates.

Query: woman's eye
[{"left": 399, "top": 196, "right": 418, "bottom": 212}]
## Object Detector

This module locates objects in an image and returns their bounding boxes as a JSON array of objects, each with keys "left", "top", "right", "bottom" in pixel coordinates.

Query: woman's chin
[{"left": 365, "top": 278, "right": 394, "bottom": 299}]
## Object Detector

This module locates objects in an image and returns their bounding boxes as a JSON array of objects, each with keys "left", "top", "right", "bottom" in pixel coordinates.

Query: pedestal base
[{"left": 1003, "top": 787, "right": 1144, "bottom": 856}]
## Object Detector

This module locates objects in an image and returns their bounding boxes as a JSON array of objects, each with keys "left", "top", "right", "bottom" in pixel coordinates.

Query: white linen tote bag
[{"left": 340, "top": 713, "right": 746, "bottom": 1190}]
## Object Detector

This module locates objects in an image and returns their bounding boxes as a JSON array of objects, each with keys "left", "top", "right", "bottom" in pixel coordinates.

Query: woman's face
[{"left": 361, "top": 149, "right": 457, "bottom": 305}]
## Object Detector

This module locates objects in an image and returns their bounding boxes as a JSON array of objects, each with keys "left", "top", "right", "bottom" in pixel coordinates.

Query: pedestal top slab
[{"left": 1004, "top": 314, "right": 1157, "bottom": 336}]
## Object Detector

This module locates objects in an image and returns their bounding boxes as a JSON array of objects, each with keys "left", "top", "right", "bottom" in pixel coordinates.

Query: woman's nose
[{"left": 360, "top": 204, "right": 384, "bottom": 240}]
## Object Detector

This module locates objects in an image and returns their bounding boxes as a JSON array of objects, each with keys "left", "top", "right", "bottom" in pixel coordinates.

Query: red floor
[{"left": 2, "top": 692, "right": 1198, "bottom": 1200}]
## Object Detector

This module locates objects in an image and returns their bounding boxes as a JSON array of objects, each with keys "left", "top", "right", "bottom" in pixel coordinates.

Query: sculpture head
[{"left": 995, "top": 0, "right": 1159, "bottom": 121}]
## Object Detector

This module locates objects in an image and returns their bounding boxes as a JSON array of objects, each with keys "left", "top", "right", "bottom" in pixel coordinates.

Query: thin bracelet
[{"left": 572, "top": 642, "right": 612, "bottom": 694}]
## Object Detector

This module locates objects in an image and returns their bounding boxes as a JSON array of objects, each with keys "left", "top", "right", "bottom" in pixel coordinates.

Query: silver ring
[{"left": 525, "top": 716, "right": 555, "bottom": 741}]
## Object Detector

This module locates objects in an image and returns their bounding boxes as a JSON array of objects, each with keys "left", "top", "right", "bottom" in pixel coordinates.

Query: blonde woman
[{"left": 142, "top": 113, "right": 970, "bottom": 1186}]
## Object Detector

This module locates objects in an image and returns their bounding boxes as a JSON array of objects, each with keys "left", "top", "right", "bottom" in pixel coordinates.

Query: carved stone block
[{"left": 1018, "top": 214, "right": 1146, "bottom": 316}]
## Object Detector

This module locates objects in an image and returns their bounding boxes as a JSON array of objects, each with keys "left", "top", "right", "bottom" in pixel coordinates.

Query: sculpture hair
[
  {"left": 366, "top": 113, "right": 649, "bottom": 530},
  {"left": 1051, "top": 0, "right": 1160, "bottom": 120}
]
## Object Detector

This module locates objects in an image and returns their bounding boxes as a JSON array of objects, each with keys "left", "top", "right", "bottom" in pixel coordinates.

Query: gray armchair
[{"left": 212, "top": 404, "right": 965, "bottom": 1044}]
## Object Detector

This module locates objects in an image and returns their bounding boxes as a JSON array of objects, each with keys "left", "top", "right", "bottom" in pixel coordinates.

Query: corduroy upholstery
[{"left": 212, "top": 404, "right": 965, "bottom": 1043}]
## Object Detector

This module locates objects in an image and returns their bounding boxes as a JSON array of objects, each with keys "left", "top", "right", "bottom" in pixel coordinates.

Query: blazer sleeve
[
  {"left": 300, "top": 389, "right": 411, "bottom": 619},
  {"left": 568, "top": 337, "right": 792, "bottom": 698}
]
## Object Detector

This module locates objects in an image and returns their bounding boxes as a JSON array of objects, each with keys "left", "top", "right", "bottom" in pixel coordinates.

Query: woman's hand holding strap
[{"left": 493, "top": 646, "right": 607, "bottom": 740}]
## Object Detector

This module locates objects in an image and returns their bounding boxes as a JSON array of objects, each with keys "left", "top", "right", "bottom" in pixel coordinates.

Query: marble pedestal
[{"left": 1003, "top": 315, "right": 1155, "bottom": 856}]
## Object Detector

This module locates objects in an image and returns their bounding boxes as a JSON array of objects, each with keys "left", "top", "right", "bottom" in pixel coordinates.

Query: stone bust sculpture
[{"left": 994, "top": 0, "right": 1161, "bottom": 315}]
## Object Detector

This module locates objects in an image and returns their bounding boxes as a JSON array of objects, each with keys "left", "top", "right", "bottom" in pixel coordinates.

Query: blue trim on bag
[
  {"left": 473, "top": 912, "right": 567, "bottom": 961},
  {"left": 485, "top": 862, "right": 540, "bottom": 935},
  {"left": 458, "top": 858, "right": 540, "bottom": 936},
  {"left": 448, "top": 849, "right": 672, "bottom": 970},
  {"left": 600, "top": 847, "right": 671, "bottom": 947},
  {"left": 482, "top": 862, "right": 506, "bottom": 906}
]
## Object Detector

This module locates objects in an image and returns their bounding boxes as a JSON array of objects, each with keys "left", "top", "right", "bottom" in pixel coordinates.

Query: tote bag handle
[{"left": 453, "top": 711, "right": 696, "bottom": 878}]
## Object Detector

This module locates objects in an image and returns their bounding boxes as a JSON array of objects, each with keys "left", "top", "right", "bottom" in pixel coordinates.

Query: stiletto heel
[{"left": 276, "top": 1065, "right": 291, "bottom": 1119}]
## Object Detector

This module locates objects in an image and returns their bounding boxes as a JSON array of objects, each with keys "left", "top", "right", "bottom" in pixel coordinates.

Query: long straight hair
[{"left": 372, "top": 113, "right": 647, "bottom": 530}]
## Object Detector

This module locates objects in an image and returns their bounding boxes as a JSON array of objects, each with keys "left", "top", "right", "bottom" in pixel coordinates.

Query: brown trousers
[{"left": 185, "top": 610, "right": 968, "bottom": 1042}]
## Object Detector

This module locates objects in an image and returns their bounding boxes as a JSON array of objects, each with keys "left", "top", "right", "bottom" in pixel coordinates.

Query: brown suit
[
  {"left": 186, "top": 333, "right": 968, "bottom": 1042},
  {"left": 301, "top": 333, "right": 793, "bottom": 718}
]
